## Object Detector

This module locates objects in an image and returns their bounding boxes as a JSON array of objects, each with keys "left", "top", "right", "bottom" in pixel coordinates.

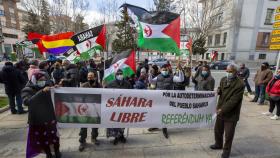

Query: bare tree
[
  {"left": 21, "top": 0, "right": 42, "bottom": 15},
  {"left": 49, "top": 0, "right": 89, "bottom": 33},
  {"left": 176, "top": 0, "right": 234, "bottom": 40},
  {"left": 97, "top": 0, "right": 119, "bottom": 24}
]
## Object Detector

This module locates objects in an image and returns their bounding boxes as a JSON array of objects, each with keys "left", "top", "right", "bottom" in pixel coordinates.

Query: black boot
[
  {"left": 45, "top": 151, "right": 53, "bottom": 158},
  {"left": 79, "top": 142, "right": 86, "bottom": 152},
  {"left": 55, "top": 151, "right": 62, "bottom": 158},
  {"left": 113, "top": 137, "right": 119, "bottom": 145},
  {"left": 54, "top": 145, "right": 62, "bottom": 158},
  {"left": 162, "top": 128, "right": 169, "bottom": 139},
  {"left": 91, "top": 137, "right": 100, "bottom": 146},
  {"left": 119, "top": 135, "right": 127, "bottom": 143}
]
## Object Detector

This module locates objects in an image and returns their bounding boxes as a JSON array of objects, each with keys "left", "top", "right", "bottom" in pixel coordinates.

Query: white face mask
[
  {"left": 116, "top": 75, "right": 124, "bottom": 81},
  {"left": 150, "top": 84, "right": 156, "bottom": 89},
  {"left": 226, "top": 72, "right": 234, "bottom": 79},
  {"left": 37, "top": 81, "right": 46, "bottom": 87}
]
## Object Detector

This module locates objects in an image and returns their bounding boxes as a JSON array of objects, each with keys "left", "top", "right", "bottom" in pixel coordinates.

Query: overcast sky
[{"left": 84, "top": 0, "right": 154, "bottom": 25}]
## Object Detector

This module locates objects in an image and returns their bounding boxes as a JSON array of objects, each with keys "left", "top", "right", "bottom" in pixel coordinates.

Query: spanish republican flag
[{"left": 41, "top": 32, "right": 75, "bottom": 55}]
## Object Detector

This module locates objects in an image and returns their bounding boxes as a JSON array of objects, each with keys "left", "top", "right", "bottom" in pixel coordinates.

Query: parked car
[
  {"left": 148, "top": 58, "right": 168, "bottom": 67},
  {"left": 210, "top": 60, "right": 235, "bottom": 70}
]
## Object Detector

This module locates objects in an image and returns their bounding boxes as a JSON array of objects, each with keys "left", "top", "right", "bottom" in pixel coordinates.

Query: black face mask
[{"left": 89, "top": 80, "right": 95, "bottom": 85}]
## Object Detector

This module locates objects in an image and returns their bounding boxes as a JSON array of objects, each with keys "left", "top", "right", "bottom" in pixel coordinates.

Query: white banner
[{"left": 51, "top": 87, "right": 217, "bottom": 128}]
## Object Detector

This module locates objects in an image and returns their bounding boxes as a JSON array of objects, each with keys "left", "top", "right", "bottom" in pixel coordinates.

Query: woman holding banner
[{"left": 22, "top": 72, "right": 61, "bottom": 158}]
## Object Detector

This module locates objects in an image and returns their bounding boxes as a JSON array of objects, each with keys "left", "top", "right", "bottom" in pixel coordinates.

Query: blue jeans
[
  {"left": 8, "top": 93, "right": 23, "bottom": 113},
  {"left": 244, "top": 79, "right": 252, "bottom": 93},
  {"left": 254, "top": 84, "right": 265, "bottom": 103}
]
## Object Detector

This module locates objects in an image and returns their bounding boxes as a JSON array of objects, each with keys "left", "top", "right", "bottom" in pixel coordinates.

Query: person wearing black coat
[
  {"left": 78, "top": 61, "right": 88, "bottom": 85},
  {"left": 106, "top": 69, "right": 132, "bottom": 145},
  {"left": 1, "top": 62, "right": 27, "bottom": 114},
  {"left": 22, "top": 72, "right": 61, "bottom": 158},
  {"left": 61, "top": 64, "right": 79, "bottom": 87},
  {"left": 15, "top": 61, "right": 29, "bottom": 89}
]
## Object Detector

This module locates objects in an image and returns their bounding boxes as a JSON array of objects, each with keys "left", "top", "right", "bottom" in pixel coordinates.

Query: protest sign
[{"left": 51, "top": 88, "right": 217, "bottom": 128}]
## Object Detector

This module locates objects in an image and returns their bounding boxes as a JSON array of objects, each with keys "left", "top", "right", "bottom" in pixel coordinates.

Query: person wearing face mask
[
  {"left": 148, "top": 64, "right": 176, "bottom": 138},
  {"left": 210, "top": 64, "right": 245, "bottom": 158},
  {"left": 262, "top": 69, "right": 280, "bottom": 120},
  {"left": 195, "top": 65, "right": 215, "bottom": 91},
  {"left": 21, "top": 72, "right": 61, "bottom": 158},
  {"left": 237, "top": 63, "right": 252, "bottom": 93},
  {"left": 252, "top": 62, "right": 273, "bottom": 105},
  {"left": 78, "top": 72, "right": 101, "bottom": 151},
  {"left": 106, "top": 69, "right": 132, "bottom": 145}
]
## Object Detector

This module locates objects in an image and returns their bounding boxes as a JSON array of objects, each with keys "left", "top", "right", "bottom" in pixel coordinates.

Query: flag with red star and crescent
[
  {"left": 103, "top": 49, "right": 136, "bottom": 83},
  {"left": 71, "top": 25, "right": 106, "bottom": 61},
  {"left": 121, "top": 3, "right": 180, "bottom": 55}
]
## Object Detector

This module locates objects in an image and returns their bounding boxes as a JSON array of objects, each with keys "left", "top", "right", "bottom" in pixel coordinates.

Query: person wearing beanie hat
[
  {"left": 22, "top": 72, "right": 61, "bottom": 158},
  {"left": 251, "top": 62, "right": 273, "bottom": 105}
]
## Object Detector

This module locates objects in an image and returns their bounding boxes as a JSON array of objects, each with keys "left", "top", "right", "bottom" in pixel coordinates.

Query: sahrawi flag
[
  {"left": 71, "top": 25, "right": 106, "bottom": 60},
  {"left": 121, "top": 3, "right": 181, "bottom": 55},
  {"left": 104, "top": 49, "right": 136, "bottom": 83},
  {"left": 54, "top": 93, "right": 101, "bottom": 124}
]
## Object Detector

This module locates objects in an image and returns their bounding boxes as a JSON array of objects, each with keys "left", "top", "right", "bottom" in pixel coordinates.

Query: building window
[
  {"left": 208, "top": 35, "right": 213, "bottom": 46},
  {"left": 212, "top": 13, "right": 223, "bottom": 26},
  {"left": 3, "top": 33, "right": 18, "bottom": 39},
  {"left": 215, "top": 34, "right": 221, "bottom": 46},
  {"left": 262, "top": 32, "right": 270, "bottom": 46},
  {"left": 265, "top": 9, "right": 274, "bottom": 25},
  {"left": 206, "top": 53, "right": 210, "bottom": 60},
  {"left": 256, "top": 32, "right": 271, "bottom": 49},
  {"left": 1, "top": 20, "right": 5, "bottom": 27},
  {"left": 259, "top": 54, "right": 266, "bottom": 60},
  {"left": 4, "top": 44, "right": 12, "bottom": 54},
  {"left": 223, "top": 32, "right": 227, "bottom": 45}
]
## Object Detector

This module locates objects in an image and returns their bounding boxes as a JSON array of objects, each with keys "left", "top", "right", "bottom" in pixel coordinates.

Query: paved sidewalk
[{"left": 0, "top": 96, "right": 279, "bottom": 158}]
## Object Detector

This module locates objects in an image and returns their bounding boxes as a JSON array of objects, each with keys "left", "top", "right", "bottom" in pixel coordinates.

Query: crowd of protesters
[{"left": 0, "top": 57, "right": 279, "bottom": 158}]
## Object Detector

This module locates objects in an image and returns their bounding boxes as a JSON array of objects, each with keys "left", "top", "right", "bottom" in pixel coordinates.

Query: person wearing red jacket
[{"left": 263, "top": 69, "right": 280, "bottom": 120}]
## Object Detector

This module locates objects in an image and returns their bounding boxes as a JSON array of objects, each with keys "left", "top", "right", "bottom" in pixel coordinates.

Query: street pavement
[{"left": 0, "top": 96, "right": 279, "bottom": 158}]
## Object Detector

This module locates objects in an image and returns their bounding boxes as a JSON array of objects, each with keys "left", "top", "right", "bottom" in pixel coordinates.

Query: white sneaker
[
  {"left": 270, "top": 115, "right": 279, "bottom": 120},
  {"left": 262, "top": 112, "right": 273, "bottom": 116}
]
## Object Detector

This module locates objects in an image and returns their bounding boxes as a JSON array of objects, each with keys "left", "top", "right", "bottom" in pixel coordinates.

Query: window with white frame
[{"left": 265, "top": 8, "right": 274, "bottom": 25}]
